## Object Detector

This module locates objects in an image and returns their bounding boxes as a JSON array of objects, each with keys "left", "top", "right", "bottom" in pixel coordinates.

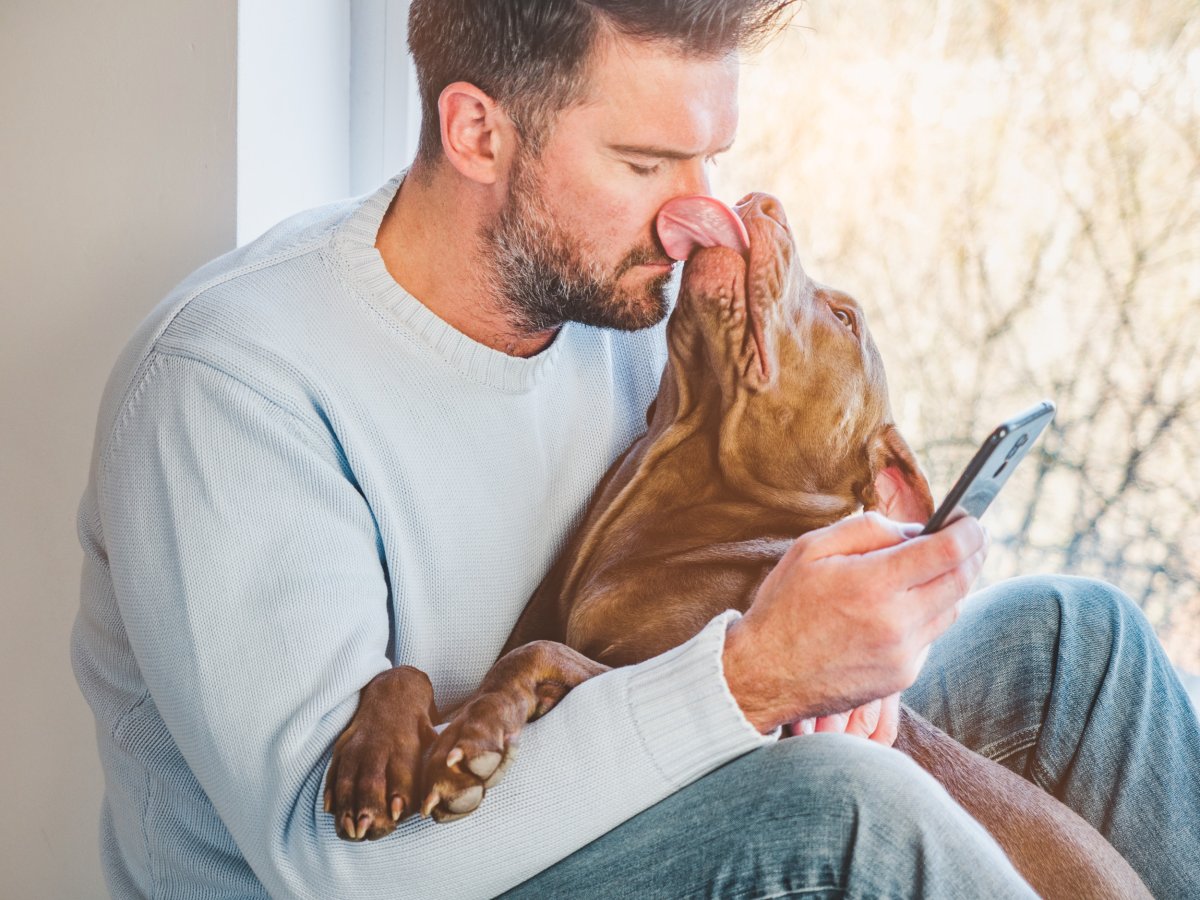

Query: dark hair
[{"left": 407, "top": 0, "right": 799, "bottom": 164}]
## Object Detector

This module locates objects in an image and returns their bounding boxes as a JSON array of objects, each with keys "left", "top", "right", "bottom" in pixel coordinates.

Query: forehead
[{"left": 561, "top": 32, "right": 740, "bottom": 152}]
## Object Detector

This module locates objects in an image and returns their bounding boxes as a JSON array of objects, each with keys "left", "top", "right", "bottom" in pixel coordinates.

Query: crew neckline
[{"left": 332, "top": 174, "right": 572, "bottom": 393}]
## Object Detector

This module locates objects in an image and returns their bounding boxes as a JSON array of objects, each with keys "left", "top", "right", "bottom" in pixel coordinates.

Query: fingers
[
  {"left": 801, "top": 511, "right": 922, "bottom": 559},
  {"left": 868, "top": 694, "right": 900, "bottom": 747},
  {"left": 843, "top": 700, "right": 881, "bottom": 739},
  {"left": 879, "top": 516, "right": 988, "bottom": 593},
  {"left": 804, "top": 695, "right": 896, "bottom": 745},
  {"left": 813, "top": 711, "right": 851, "bottom": 734},
  {"left": 908, "top": 535, "right": 987, "bottom": 647}
]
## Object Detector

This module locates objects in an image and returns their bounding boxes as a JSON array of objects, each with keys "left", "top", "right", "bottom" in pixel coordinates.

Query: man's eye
[{"left": 628, "top": 162, "right": 661, "bottom": 176}]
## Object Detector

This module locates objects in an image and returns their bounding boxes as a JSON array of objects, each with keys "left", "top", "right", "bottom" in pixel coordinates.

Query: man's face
[{"left": 485, "top": 35, "right": 740, "bottom": 333}]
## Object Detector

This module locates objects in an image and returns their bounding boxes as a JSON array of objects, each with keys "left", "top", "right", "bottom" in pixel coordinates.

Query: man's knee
[
  {"left": 704, "top": 736, "right": 1025, "bottom": 894},
  {"left": 734, "top": 734, "right": 972, "bottom": 828},
  {"left": 971, "top": 574, "right": 1155, "bottom": 665}
]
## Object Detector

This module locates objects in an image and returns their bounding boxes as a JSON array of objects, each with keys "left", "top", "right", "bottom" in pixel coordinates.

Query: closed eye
[{"left": 627, "top": 161, "right": 661, "bottom": 177}]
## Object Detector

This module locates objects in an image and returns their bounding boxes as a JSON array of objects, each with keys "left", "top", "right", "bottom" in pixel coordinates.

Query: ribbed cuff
[{"left": 625, "top": 610, "right": 780, "bottom": 788}]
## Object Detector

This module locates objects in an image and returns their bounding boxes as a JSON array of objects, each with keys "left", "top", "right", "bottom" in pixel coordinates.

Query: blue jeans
[{"left": 500, "top": 576, "right": 1200, "bottom": 898}]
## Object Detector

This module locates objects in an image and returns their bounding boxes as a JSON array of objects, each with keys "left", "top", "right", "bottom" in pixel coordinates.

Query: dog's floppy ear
[{"left": 859, "top": 424, "right": 935, "bottom": 524}]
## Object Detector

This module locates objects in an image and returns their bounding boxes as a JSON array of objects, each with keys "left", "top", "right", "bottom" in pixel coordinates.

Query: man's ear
[
  {"left": 859, "top": 423, "right": 935, "bottom": 524},
  {"left": 437, "top": 81, "right": 518, "bottom": 185}
]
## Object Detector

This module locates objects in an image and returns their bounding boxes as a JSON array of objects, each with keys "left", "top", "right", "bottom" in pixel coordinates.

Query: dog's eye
[{"left": 833, "top": 308, "right": 854, "bottom": 328}]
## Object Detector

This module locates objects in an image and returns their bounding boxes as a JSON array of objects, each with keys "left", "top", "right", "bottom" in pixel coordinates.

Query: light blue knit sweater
[{"left": 71, "top": 177, "right": 776, "bottom": 899}]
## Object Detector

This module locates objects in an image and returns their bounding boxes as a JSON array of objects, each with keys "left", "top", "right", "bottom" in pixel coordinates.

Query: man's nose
[{"left": 673, "top": 157, "right": 712, "bottom": 199}]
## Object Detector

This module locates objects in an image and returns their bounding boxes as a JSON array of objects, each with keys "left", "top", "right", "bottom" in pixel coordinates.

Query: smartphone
[{"left": 921, "top": 400, "right": 1056, "bottom": 535}]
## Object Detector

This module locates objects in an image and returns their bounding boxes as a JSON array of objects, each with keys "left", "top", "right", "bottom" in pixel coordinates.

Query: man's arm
[{"left": 95, "top": 351, "right": 773, "bottom": 899}]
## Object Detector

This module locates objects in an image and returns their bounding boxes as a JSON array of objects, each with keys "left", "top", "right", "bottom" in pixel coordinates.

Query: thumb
[{"left": 807, "top": 511, "right": 921, "bottom": 559}]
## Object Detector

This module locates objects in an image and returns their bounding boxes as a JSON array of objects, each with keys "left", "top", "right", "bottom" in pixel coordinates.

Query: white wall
[{"left": 0, "top": 2, "right": 238, "bottom": 895}]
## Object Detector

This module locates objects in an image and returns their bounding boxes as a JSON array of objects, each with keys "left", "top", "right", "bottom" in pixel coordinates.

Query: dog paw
[
  {"left": 325, "top": 667, "right": 436, "bottom": 841},
  {"left": 421, "top": 692, "right": 523, "bottom": 823}
]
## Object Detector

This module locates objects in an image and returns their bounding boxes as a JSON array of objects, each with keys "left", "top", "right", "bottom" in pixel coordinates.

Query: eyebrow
[{"left": 608, "top": 141, "right": 735, "bottom": 160}]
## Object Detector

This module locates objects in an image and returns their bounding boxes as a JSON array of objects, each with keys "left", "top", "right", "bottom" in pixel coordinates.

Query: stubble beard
[{"left": 483, "top": 156, "right": 675, "bottom": 334}]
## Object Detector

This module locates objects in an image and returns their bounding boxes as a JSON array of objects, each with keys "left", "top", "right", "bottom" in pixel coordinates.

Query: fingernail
[{"left": 900, "top": 522, "right": 924, "bottom": 538}]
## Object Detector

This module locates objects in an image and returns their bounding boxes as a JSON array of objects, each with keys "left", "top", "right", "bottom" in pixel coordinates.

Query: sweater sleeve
[{"left": 97, "top": 350, "right": 776, "bottom": 899}]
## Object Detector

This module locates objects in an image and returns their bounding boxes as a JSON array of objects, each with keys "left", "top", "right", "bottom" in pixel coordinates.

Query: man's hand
[
  {"left": 722, "top": 511, "right": 988, "bottom": 735},
  {"left": 789, "top": 693, "right": 901, "bottom": 746}
]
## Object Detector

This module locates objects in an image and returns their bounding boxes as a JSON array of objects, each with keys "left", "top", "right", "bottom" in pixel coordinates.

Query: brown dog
[{"left": 327, "top": 194, "right": 1149, "bottom": 899}]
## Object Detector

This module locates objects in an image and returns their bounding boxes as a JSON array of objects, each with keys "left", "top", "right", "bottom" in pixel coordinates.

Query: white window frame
[
  {"left": 237, "top": 0, "right": 419, "bottom": 245},
  {"left": 350, "top": 0, "right": 422, "bottom": 196}
]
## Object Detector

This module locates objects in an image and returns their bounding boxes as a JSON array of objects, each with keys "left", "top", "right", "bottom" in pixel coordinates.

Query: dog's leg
[
  {"left": 325, "top": 665, "right": 439, "bottom": 841},
  {"left": 895, "top": 705, "right": 1151, "bottom": 899},
  {"left": 421, "top": 641, "right": 609, "bottom": 823}
]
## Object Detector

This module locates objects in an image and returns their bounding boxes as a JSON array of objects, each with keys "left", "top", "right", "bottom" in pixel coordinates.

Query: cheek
[{"left": 554, "top": 175, "right": 663, "bottom": 258}]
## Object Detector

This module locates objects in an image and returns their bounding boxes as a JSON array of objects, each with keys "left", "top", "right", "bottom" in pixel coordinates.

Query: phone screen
[{"left": 921, "top": 401, "right": 1056, "bottom": 535}]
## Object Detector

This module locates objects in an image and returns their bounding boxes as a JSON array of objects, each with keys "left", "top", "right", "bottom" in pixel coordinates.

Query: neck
[
  {"left": 652, "top": 357, "right": 862, "bottom": 528},
  {"left": 374, "top": 162, "right": 560, "bottom": 357}
]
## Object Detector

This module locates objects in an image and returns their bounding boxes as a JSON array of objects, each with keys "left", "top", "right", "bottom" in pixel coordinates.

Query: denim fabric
[
  {"left": 501, "top": 575, "right": 1199, "bottom": 899},
  {"left": 907, "top": 574, "right": 1200, "bottom": 899}
]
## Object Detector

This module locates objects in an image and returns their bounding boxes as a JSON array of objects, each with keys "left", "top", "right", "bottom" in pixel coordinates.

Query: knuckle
[
  {"left": 937, "top": 533, "right": 963, "bottom": 568},
  {"left": 875, "top": 612, "right": 909, "bottom": 649}
]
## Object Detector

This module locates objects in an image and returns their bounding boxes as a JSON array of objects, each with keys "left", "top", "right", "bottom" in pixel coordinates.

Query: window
[
  {"left": 237, "top": 0, "right": 419, "bottom": 245},
  {"left": 716, "top": 2, "right": 1200, "bottom": 673}
]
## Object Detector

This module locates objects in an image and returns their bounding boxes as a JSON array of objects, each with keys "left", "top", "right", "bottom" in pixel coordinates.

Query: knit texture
[{"left": 71, "top": 176, "right": 776, "bottom": 899}]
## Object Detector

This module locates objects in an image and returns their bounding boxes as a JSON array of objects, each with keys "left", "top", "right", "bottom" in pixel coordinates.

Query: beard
[{"left": 482, "top": 156, "right": 675, "bottom": 334}]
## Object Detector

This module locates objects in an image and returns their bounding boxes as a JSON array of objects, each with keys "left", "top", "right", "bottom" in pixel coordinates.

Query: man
[{"left": 72, "top": 1, "right": 1199, "bottom": 897}]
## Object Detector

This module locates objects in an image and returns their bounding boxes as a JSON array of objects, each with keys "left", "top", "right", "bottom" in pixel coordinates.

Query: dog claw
[
  {"left": 446, "top": 747, "right": 463, "bottom": 769},
  {"left": 342, "top": 814, "right": 358, "bottom": 840},
  {"left": 391, "top": 796, "right": 405, "bottom": 822},
  {"left": 357, "top": 813, "right": 373, "bottom": 837},
  {"left": 421, "top": 790, "right": 440, "bottom": 818}
]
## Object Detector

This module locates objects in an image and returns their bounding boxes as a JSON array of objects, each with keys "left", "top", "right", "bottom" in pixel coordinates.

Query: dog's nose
[{"left": 735, "top": 193, "right": 789, "bottom": 231}]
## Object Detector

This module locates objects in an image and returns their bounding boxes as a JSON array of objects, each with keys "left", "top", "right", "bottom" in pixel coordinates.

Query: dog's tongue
[{"left": 656, "top": 195, "right": 750, "bottom": 261}]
